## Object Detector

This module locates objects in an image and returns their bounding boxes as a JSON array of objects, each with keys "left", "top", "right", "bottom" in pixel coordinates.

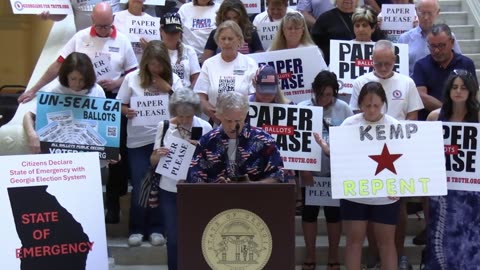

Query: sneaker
[
  {"left": 127, "top": 234, "right": 143, "bottom": 247},
  {"left": 398, "top": 256, "right": 413, "bottom": 270},
  {"left": 149, "top": 233, "right": 166, "bottom": 246}
]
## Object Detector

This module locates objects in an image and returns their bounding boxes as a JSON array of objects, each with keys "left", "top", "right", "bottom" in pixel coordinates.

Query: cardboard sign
[
  {"left": 10, "top": 0, "right": 72, "bottom": 15},
  {"left": 330, "top": 121, "right": 447, "bottom": 199},
  {"left": 256, "top": 21, "right": 281, "bottom": 51},
  {"left": 0, "top": 152, "right": 107, "bottom": 270},
  {"left": 329, "top": 40, "right": 409, "bottom": 94},
  {"left": 248, "top": 102, "right": 323, "bottom": 171},
  {"left": 249, "top": 47, "right": 328, "bottom": 104},
  {"left": 305, "top": 177, "right": 340, "bottom": 207},
  {"left": 120, "top": 0, "right": 166, "bottom": 6},
  {"left": 36, "top": 93, "right": 121, "bottom": 160},
  {"left": 442, "top": 122, "right": 480, "bottom": 192},
  {"left": 129, "top": 95, "right": 170, "bottom": 126},
  {"left": 156, "top": 136, "right": 197, "bottom": 180},
  {"left": 381, "top": 4, "right": 416, "bottom": 42},
  {"left": 92, "top": 54, "right": 114, "bottom": 82}
]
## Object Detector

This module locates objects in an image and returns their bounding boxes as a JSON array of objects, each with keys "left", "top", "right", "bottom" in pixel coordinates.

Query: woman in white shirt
[
  {"left": 269, "top": 12, "right": 316, "bottom": 51},
  {"left": 117, "top": 40, "right": 182, "bottom": 247},
  {"left": 193, "top": 21, "right": 257, "bottom": 125}
]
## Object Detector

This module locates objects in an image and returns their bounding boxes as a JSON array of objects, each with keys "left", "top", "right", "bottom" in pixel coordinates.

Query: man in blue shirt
[
  {"left": 398, "top": 0, "right": 462, "bottom": 76},
  {"left": 412, "top": 23, "right": 477, "bottom": 120},
  {"left": 187, "top": 91, "right": 285, "bottom": 183}
]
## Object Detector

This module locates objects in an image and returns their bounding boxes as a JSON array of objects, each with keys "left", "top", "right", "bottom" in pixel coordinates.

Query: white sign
[
  {"left": 329, "top": 40, "right": 409, "bottom": 94},
  {"left": 249, "top": 46, "right": 328, "bottom": 104},
  {"left": 256, "top": 21, "right": 280, "bottom": 51},
  {"left": 243, "top": 0, "right": 261, "bottom": 14},
  {"left": 130, "top": 95, "right": 170, "bottom": 126},
  {"left": 156, "top": 136, "right": 197, "bottom": 180},
  {"left": 381, "top": 4, "right": 416, "bottom": 42},
  {"left": 10, "top": 0, "right": 72, "bottom": 15},
  {"left": 92, "top": 54, "right": 114, "bottom": 82},
  {"left": 248, "top": 102, "right": 323, "bottom": 171},
  {"left": 305, "top": 177, "right": 340, "bottom": 207},
  {"left": 120, "top": 0, "right": 166, "bottom": 6},
  {"left": 0, "top": 152, "right": 107, "bottom": 270},
  {"left": 442, "top": 122, "right": 480, "bottom": 192},
  {"left": 330, "top": 121, "right": 447, "bottom": 199},
  {"left": 127, "top": 16, "right": 161, "bottom": 42}
]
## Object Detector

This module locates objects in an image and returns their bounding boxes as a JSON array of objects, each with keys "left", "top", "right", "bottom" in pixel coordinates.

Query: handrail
[{"left": 464, "top": 0, "right": 480, "bottom": 39}]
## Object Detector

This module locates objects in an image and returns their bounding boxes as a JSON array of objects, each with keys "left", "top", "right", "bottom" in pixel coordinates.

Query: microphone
[{"left": 231, "top": 123, "right": 248, "bottom": 182}]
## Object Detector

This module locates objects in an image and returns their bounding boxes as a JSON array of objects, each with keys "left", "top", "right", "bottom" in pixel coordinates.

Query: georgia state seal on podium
[{"left": 202, "top": 209, "right": 272, "bottom": 270}]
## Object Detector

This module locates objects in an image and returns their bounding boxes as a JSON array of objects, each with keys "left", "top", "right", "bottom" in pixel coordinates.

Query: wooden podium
[{"left": 177, "top": 182, "right": 296, "bottom": 270}]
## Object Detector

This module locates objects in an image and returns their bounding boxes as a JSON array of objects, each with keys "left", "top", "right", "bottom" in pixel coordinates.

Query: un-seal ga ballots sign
[
  {"left": 10, "top": 0, "right": 72, "bottom": 15},
  {"left": 249, "top": 102, "right": 323, "bottom": 171},
  {"left": 249, "top": 46, "right": 328, "bottom": 104},
  {"left": 329, "top": 40, "right": 409, "bottom": 95},
  {"left": 442, "top": 122, "right": 480, "bottom": 191},
  {"left": 330, "top": 122, "right": 447, "bottom": 199},
  {"left": 36, "top": 93, "right": 121, "bottom": 160},
  {"left": 0, "top": 152, "right": 108, "bottom": 270}
]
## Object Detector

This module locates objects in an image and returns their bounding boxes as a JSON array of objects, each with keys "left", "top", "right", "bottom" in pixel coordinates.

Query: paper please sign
[
  {"left": 92, "top": 55, "right": 113, "bottom": 82},
  {"left": 243, "top": 0, "right": 261, "bottom": 14},
  {"left": 249, "top": 47, "right": 328, "bottom": 104},
  {"left": 120, "top": 0, "right": 166, "bottom": 6},
  {"left": 329, "top": 121, "right": 447, "bottom": 199},
  {"left": 248, "top": 102, "right": 323, "bottom": 171},
  {"left": 127, "top": 17, "right": 161, "bottom": 42},
  {"left": 129, "top": 95, "right": 170, "bottom": 126},
  {"left": 442, "top": 122, "right": 480, "bottom": 192},
  {"left": 0, "top": 152, "right": 108, "bottom": 270},
  {"left": 10, "top": 0, "right": 72, "bottom": 15},
  {"left": 381, "top": 4, "right": 416, "bottom": 42},
  {"left": 36, "top": 93, "right": 121, "bottom": 160},
  {"left": 305, "top": 177, "right": 340, "bottom": 207},
  {"left": 156, "top": 136, "right": 197, "bottom": 180},
  {"left": 329, "top": 40, "right": 409, "bottom": 94},
  {"left": 256, "top": 21, "right": 281, "bottom": 50}
]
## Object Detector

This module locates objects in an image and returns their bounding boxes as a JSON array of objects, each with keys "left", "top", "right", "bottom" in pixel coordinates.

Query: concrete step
[
  {"left": 450, "top": 25, "right": 475, "bottom": 40},
  {"left": 438, "top": 11, "right": 469, "bottom": 25},
  {"left": 439, "top": 0, "right": 462, "bottom": 12},
  {"left": 457, "top": 39, "right": 480, "bottom": 54}
]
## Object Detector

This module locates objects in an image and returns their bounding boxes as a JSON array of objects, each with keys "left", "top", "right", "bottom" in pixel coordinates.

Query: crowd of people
[{"left": 18, "top": 0, "right": 480, "bottom": 270}]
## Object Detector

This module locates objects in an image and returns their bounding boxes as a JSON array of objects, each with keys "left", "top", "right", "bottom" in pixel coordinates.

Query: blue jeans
[
  {"left": 128, "top": 144, "right": 163, "bottom": 235},
  {"left": 160, "top": 188, "right": 178, "bottom": 270}
]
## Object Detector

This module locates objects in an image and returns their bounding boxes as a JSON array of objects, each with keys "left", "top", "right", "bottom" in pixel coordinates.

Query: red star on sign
[{"left": 368, "top": 143, "right": 403, "bottom": 175}]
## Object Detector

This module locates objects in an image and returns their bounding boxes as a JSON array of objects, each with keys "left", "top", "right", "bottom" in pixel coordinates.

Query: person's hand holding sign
[{"left": 313, "top": 132, "right": 330, "bottom": 157}]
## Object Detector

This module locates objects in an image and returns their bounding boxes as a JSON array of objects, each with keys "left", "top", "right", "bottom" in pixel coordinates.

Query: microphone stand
[{"left": 230, "top": 123, "right": 248, "bottom": 182}]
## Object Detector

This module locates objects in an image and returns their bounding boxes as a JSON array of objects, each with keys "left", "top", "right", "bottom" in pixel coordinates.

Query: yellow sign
[{"left": 202, "top": 209, "right": 272, "bottom": 270}]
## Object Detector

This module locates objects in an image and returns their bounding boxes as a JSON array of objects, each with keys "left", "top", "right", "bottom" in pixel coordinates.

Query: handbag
[{"left": 138, "top": 120, "right": 169, "bottom": 208}]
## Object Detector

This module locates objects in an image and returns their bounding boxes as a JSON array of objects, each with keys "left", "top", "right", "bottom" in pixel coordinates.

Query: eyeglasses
[
  {"left": 427, "top": 42, "right": 448, "bottom": 51},
  {"left": 373, "top": 62, "right": 394, "bottom": 68},
  {"left": 284, "top": 26, "right": 304, "bottom": 31},
  {"left": 417, "top": 10, "right": 436, "bottom": 18},
  {"left": 452, "top": 69, "right": 473, "bottom": 79},
  {"left": 94, "top": 24, "right": 113, "bottom": 30}
]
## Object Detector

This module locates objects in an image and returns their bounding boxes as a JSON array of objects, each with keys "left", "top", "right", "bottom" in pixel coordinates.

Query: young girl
[{"left": 316, "top": 81, "right": 400, "bottom": 270}]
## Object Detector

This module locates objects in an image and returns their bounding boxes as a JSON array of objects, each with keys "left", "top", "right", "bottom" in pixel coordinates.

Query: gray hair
[
  {"left": 416, "top": 0, "right": 440, "bottom": 10},
  {"left": 431, "top": 23, "right": 453, "bottom": 39},
  {"left": 374, "top": 39, "right": 395, "bottom": 54},
  {"left": 168, "top": 88, "right": 202, "bottom": 116},
  {"left": 214, "top": 20, "right": 244, "bottom": 45},
  {"left": 215, "top": 91, "right": 249, "bottom": 116}
]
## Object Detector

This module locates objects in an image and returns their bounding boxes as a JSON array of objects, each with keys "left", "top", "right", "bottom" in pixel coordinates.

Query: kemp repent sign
[
  {"left": 329, "top": 40, "right": 409, "bottom": 94},
  {"left": 330, "top": 121, "right": 447, "bottom": 199}
]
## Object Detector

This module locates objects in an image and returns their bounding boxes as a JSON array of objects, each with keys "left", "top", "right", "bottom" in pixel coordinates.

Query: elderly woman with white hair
[
  {"left": 186, "top": 91, "right": 285, "bottom": 184},
  {"left": 150, "top": 88, "right": 212, "bottom": 270}
]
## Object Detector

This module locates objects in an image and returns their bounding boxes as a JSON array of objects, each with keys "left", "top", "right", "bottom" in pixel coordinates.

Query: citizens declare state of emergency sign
[
  {"left": 10, "top": 0, "right": 72, "bottom": 15},
  {"left": 249, "top": 46, "right": 328, "bottom": 104},
  {"left": 442, "top": 122, "right": 480, "bottom": 192},
  {"left": 36, "top": 92, "right": 121, "bottom": 160},
  {"left": 249, "top": 102, "right": 323, "bottom": 171},
  {"left": 329, "top": 40, "right": 409, "bottom": 94},
  {"left": 329, "top": 121, "right": 447, "bottom": 199},
  {"left": 0, "top": 152, "right": 108, "bottom": 270}
]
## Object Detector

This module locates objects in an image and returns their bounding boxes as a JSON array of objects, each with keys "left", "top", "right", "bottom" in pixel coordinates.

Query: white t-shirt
[
  {"left": 350, "top": 72, "right": 424, "bottom": 120},
  {"left": 113, "top": 10, "right": 158, "bottom": 63},
  {"left": 153, "top": 116, "right": 213, "bottom": 193},
  {"left": 193, "top": 53, "right": 257, "bottom": 107},
  {"left": 178, "top": 2, "right": 219, "bottom": 58},
  {"left": 116, "top": 69, "right": 183, "bottom": 148},
  {"left": 59, "top": 27, "right": 138, "bottom": 91},
  {"left": 252, "top": 8, "right": 297, "bottom": 28},
  {"left": 341, "top": 113, "right": 400, "bottom": 205},
  {"left": 71, "top": 0, "right": 121, "bottom": 32},
  {"left": 169, "top": 44, "right": 201, "bottom": 89}
]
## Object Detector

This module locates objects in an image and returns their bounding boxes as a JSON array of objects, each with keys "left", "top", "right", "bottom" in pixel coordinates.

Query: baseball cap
[
  {"left": 255, "top": 65, "right": 279, "bottom": 95},
  {"left": 161, "top": 13, "right": 183, "bottom": 33}
]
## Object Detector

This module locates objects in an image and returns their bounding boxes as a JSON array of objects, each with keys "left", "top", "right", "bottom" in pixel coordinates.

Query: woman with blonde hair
[{"left": 269, "top": 12, "right": 316, "bottom": 51}]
